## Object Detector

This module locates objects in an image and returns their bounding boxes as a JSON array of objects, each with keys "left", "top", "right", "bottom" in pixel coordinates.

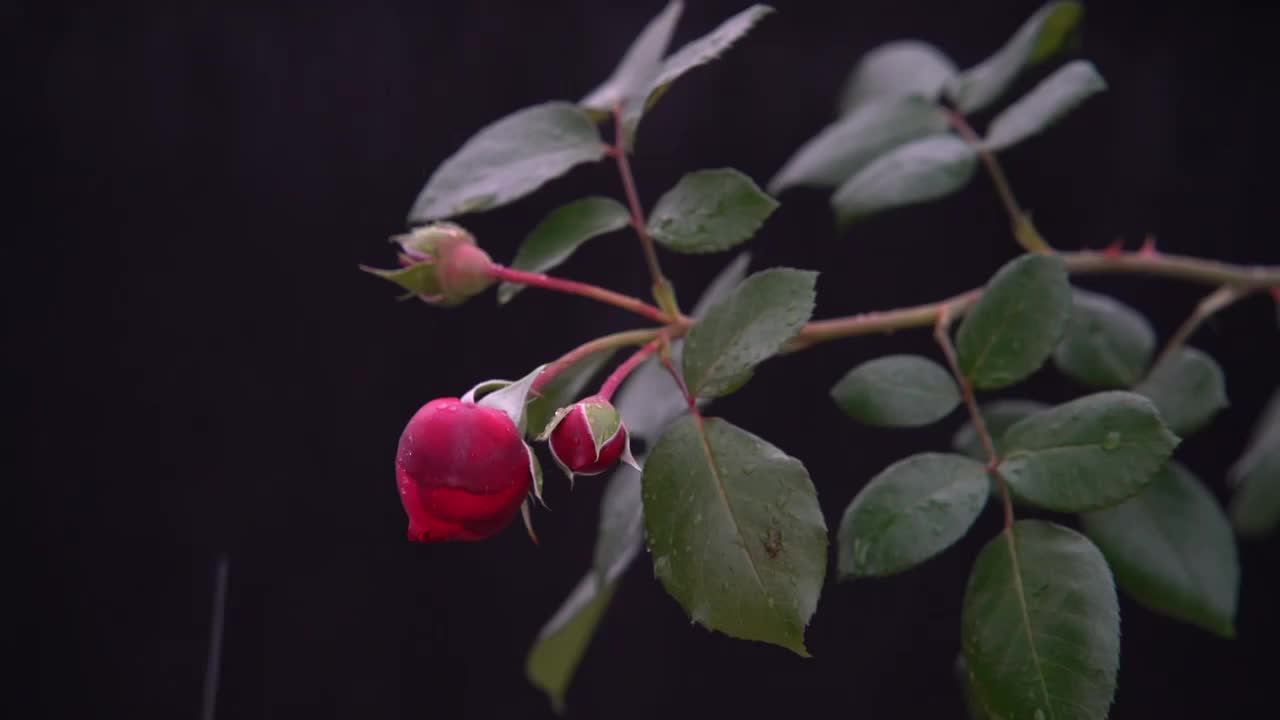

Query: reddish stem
[
  {"left": 933, "top": 303, "right": 1014, "bottom": 530},
  {"left": 610, "top": 107, "right": 667, "bottom": 294},
  {"left": 598, "top": 339, "right": 662, "bottom": 401},
  {"left": 949, "top": 112, "right": 1020, "bottom": 215},
  {"left": 658, "top": 349, "right": 697, "bottom": 412},
  {"left": 489, "top": 264, "right": 671, "bottom": 324},
  {"left": 531, "top": 328, "right": 662, "bottom": 394}
]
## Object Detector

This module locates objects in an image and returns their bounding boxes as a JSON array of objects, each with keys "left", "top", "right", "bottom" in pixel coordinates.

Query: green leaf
[
  {"left": 498, "top": 198, "right": 630, "bottom": 304},
  {"left": 1053, "top": 287, "right": 1156, "bottom": 389},
  {"left": 408, "top": 102, "right": 607, "bottom": 222},
  {"left": 769, "top": 97, "right": 949, "bottom": 193},
  {"left": 525, "top": 254, "right": 751, "bottom": 713},
  {"left": 1082, "top": 462, "right": 1239, "bottom": 637},
  {"left": 1135, "top": 347, "right": 1228, "bottom": 437},
  {"left": 526, "top": 459, "right": 645, "bottom": 714},
  {"left": 648, "top": 169, "right": 779, "bottom": 254},
  {"left": 525, "top": 374, "right": 694, "bottom": 714},
  {"left": 962, "top": 520, "right": 1119, "bottom": 720},
  {"left": 643, "top": 415, "right": 827, "bottom": 655},
  {"left": 837, "top": 453, "right": 988, "bottom": 578},
  {"left": 526, "top": 573, "right": 617, "bottom": 715},
  {"left": 944, "top": 1, "right": 1085, "bottom": 114},
  {"left": 596, "top": 253, "right": 754, "bottom": 571},
  {"left": 831, "top": 135, "right": 977, "bottom": 223},
  {"left": 999, "top": 391, "right": 1180, "bottom": 512},
  {"left": 957, "top": 254, "right": 1071, "bottom": 390},
  {"left": 646, "top": 4, "right": 775, "bottom": 112},
  {"left": 838, "top": 40, "right": 957, "bottom": 114},
  {"left": 525, "top": 349, "right": 617, "bottom": 438},
  {"left": 1229, "top": 389, "right": 1280, "bottom": 537},
  {"left": 985, "top": 60, "right": 1107, "bottom": 152},
  {"left": 617, "top": 253, "right": 755, "bottom": 435},
  {"left": 682, "top": 268, "right": 816, "bottom": 399},
  {"left": 952, "top": 399, "right": 1049, "bottom": 460},
  {"left": 830, "top": 354, "right": 959, "bottom": 427},
  {"left": 955, "top": 654, "right": 995, "bottom": 720},
  {"left": 593, "top": 463, "right": 646, "bottom": 583},
  {"left": 581, "top": 1, "right": 683, "bottom": 145}
]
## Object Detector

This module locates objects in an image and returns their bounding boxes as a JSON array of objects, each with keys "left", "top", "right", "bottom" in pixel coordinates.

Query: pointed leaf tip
[
  {"left": 944, "top": 1, "right": 1084, "bottom": 114},
  {"left": 580, "top": 1, "right": 684, "bottom": 148},
  {"left": 646, "top": 4, "right": 774, "bottom": 114},
  {"left": 985, "top": 60, "right": 1107, "bottom": 151},
  {"left": 1083, "top": 462, "right": 1239, "bottom": 637}
]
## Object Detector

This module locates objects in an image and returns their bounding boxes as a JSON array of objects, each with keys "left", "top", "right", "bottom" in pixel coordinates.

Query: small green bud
[{"left": 361, "top": 222, "right": 496, "bottom": 306}]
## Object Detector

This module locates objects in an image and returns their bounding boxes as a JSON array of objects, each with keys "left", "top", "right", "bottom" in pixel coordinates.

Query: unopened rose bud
[
  {"left": 362, "top": 222, "right": 495, "bottom": 307},
  {"left": 542, "top": 396, "right": 639, "bottom": 481},
  {"left": 396, "top": 396, "right": 532, "bottom": 542}
]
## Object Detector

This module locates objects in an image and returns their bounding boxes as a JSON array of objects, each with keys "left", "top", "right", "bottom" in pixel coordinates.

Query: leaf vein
[
  {"left": 1005, "top": 530, "right": 1058, "bottom": 720},
  {"left": 693, "top": 417, "right": 771, "bottom": 605}
]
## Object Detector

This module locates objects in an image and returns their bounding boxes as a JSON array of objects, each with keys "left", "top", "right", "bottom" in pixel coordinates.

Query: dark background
[{"left": 15, "top": 0, "right": 1279, "bottom": 717}]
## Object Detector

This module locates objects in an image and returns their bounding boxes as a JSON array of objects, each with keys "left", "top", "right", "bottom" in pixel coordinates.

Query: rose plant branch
[
  {"left": 532, "top": 327, "right": 670, "bottom": 394},
  {"left": 948, "top": 110, "right": 1051, "bottom": 253},
  {"left": 489, "top": 264, "right": 674, "bottom": 324},
  {"left": 608, "top": 105, "right": 681, "bottom": 318},
  {"left": 792, "top": 248, "right": 1280, "bottom": 351},
  {"left": 657, "top": 340, "right": 698, "bottom": 412},
  {"left": 373, "top": 5, "right": 1280, "bottom": 716},
  {"left": 790, "top": 290, "right": 980, "bottom": 350},
  {"left": 1062, "top": 248, "right": 1280, "bottom": 288},
  {"left": 598, "top": 339, "right": 663, "bottom": 401},
  {"left": 526, "top": 244, "right": 1276, "bottom": 396},
  {"left": 1157, "top": 284, "right": 1251, "bottom": 365},
  {"left": 933, "top": 302, "right": 1015, "bottom": 530},
  {"left": 948, "top": 112, "right": 1023, "bottom": 224}
]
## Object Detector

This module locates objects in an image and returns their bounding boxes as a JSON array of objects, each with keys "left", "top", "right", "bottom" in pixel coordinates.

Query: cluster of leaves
[
  {"left": 379, "top": 2, "right": 1279, "bottom": 717},
  {"left": 834, "top": 252, "right": 1261, "bottom": 719},
  {"left": 771, "top": 1, "right": 1103, "bottom": 226}
]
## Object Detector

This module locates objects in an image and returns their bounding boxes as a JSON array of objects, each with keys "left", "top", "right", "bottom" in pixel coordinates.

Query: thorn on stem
[
  {"left": 1140, "top": 234, "right": 1158, "bottom": 257},
  {"left": 1103, "top": 238, "right": 1124, "bottom": 258}
]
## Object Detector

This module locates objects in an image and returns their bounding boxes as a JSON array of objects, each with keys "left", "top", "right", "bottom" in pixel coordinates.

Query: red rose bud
[
  {"left": 361, "top": 222, "right": 495, "bottom": 306},
  {"left": 396, "top": 397, "right": 533, "bottom": 542},
  {"left": 543, "top": 397, "right": 639, "bottom": 480}
]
